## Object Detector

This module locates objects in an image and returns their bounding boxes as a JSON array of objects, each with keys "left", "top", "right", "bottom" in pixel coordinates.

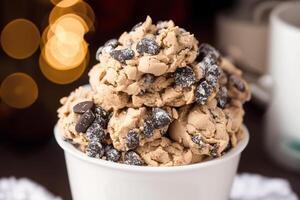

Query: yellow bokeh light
[
  {"left": 1, "top": 19, "right": 40, "bottom": 59},
  {"left": 1, "top": 73, "right": 38, "bottom": 109},
  {"left": 40, "top": 26, "right": 51, "bottom": 49},
  {"left": 49, "top": 0, "right": 95, "bottom": 32},
  {"left": 44, "top": 34, "right": 88, "bottom": 70},
  {"left": 52, "top": 14, "right": 88, "bottom": 39},
  {"left": 39, "top": 0, "right": 92, "bottom": 85},
  {"left": 51, "top": 0, "right": 80, "bottom": 8},
  {"left": 50, "top": 34, "right": 81, "bottom": 58},
  {"left": 41, "top": 14, "right": 87, "bottom": 48},
  {"left": 41, "top": 13, "right": 88, "bottom": 70},
  {"left": 39, "top": 50, "right": 89, "bottom": 84}
]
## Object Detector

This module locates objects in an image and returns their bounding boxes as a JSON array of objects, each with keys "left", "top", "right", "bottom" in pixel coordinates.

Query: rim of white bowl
[{"left": 54, "top": 124, "right": 249, "bottom": 173}]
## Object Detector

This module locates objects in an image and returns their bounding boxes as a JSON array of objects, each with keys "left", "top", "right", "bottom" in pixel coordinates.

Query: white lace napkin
[
  {"left": 0, "top": 177, "right": 62, "bottom": 200},
  {"left": 231, "top": 173, "right": 299, "bottom": 200}
]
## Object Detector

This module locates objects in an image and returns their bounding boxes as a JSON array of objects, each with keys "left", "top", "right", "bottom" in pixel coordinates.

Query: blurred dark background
[{"left": 0, "top": 0, "right": 299, "bottom": 199}]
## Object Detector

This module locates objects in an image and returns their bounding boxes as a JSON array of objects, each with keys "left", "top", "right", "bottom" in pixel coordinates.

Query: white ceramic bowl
[{"left": 54, "top": 125, "right": 249, "bottom": 200}]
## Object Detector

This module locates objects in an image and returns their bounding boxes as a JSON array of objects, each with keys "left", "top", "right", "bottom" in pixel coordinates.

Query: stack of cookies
[{"left": 58, "top": 16, "right": 250, "bottom": 167}]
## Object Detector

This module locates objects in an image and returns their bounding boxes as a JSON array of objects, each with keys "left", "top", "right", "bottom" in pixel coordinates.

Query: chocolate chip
[
  {"left": 94, "top": 116, "right": 109, "bottom": 129},
  {"left": 206, "top": 74, "right": 218, "bottom": 87},
  {"left": 136, "top": 38, "right": 160, "bottom": 55},
  {"left": 104, "top": 144, "right": 112, "bottom": 152},
  {"left": 143, "top": 73, "right": 155, "bottom": 84},
  {"left": 104, "top": 39, "right": 120, "bottom": 53},
  {"left": 143, "top": 119, "right": 155, "bottom": 138},
  {"left": 95, "top": 107, "right": 110, "bottom": 119},
  {"left": 206, "top": 64, "right": 221, "bottom": 78},
  {"left": 206, "top": 65, "right": 221, "bottom": 87},
  {"left": 198, "top": 43, "right": 220, "bottom": 62},
  {"left": 86, "top": 122, "right": 106, "bottom": 143},
  {"left": 94, "top": 107, "right": 110, "bottom": 129},
  {"left": 210, "top": 144, "right": 219, "bottom": 158},
  {"left": 86, "top": 142, "right": 105, "bottom": 158},
  {"left": 195, "top": 81, "right": 213, "bottom": 105},
  {"left": 152, "top": 108, "right": 172, "bottom": 128},
  {"left": 174, "top": 66, "right": 197, "bottom": 87},
  {"left": 126, "top": 130, "right": 140, "bottom": 150},
  {"left": 96, "top": 46, "right": 103, "bottom": 61},
  {"left": 75, "top": 109, "right": 95, "bottom": 133},
  {"left": 131, "top": 22, "right": 142, "bottom": 31},
  {"left": 95, "top": 39, "right": 119, "bottom": 61},
  {"left": 200, "top": 54, "right": 218, "bottom": 74},
  {"left": 105, "top": 145, "right": 121, "bottom": 162},
  {"left": 124, "top": 151, "right": 143, "bottom": 166},
  {"left": 73, "top": 101, "right": 94, "bottom": 114},
  {"left": 110, "top": 48, "right": 135, "bottom": 63},
  {"left": 217, "top": 86, "right": 228, "bottom": 108},
  {"left": 191, "top": 135, "right": 205, "bottom": 148},
  {"left": 104, "top": 39, "right": 119, "bottom": 48},
  {"left": 229, "top": 75, "right": 245, "bottom": 92}
]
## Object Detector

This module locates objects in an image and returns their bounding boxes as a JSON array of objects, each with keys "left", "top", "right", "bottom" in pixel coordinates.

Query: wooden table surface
[{"left": 0, "top": 102, "right": 299, "bottom": 200}]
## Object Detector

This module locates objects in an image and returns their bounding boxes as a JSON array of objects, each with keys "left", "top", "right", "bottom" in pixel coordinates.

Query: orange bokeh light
[
  {"left": 40, "top": 26, "right": 51, "bottom": 49},
  {"left": 44, "top": 33, "right": 88, "bottom": 70},
  {"left": 1, "top": 73, "right": 38, "bottom": 109},
  {"left": 41, "top": 13, "right": 89, "bottom": 71},
  {"left": 50, "top": 14, "right": 88, "bottom": 39},
  {"left": 39, "top": 50, "right": 89, "bottom": 84},
  {"left": 51, "top": 0, "right": 81, "bottom": 8},
  {"left": 1, "top": 19, "right": 40, "bottom": 59},
  {"left": 49, "top": 0, "right": 95, "bottom": 32},
  {"left": 39, "top": 0, "right": 92, "bottom": 84},
  {"left": 41, "top": 14, "right": 88, "bottom": 48}
]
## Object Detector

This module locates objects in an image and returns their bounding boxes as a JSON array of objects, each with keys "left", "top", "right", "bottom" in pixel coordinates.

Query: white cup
[
  {"left": 54, "top": 125, "right": 249, "bottom": 200},
  {"left": 265, "top": 1, "right": 300, "bottom": 172}
]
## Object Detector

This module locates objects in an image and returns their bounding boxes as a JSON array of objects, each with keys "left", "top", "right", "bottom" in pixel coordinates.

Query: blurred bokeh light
[
  {"left": 51, "top": 14, "right": 88, "bottom": 38},
  {"left": 39, "top": 50, "right": 89, "bottom": 84},
  {"left": 39, "top": 0, "right": 93, "bottom": 83},
  {"left": 0, "top": 73, "right": 38, "bottom": 109},
  {"left": 41, "top": 14, "right": 89, "bottom": 71},
  {"left": 0, "top": 19, "right": 40, "bottom": 59},
  {"left": 49, "top": 0, "right": 95, "bottom": 31},
  {"left": 45, "top": 34, "right": 88, "bottom": 70},
  {"left": 51, "top": 0, "right": 80, "bottom": 8}
]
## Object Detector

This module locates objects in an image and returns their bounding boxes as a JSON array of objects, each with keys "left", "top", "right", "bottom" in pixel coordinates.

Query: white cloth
[
  {"left": 0, "top": 174, "right": 298, "bottom": 200},
  {"left": 0, "top": 177, "right": 62, "bottom": 200},
  {"left": 231, "top": 173, "right": 299, "bottom": 200}
]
